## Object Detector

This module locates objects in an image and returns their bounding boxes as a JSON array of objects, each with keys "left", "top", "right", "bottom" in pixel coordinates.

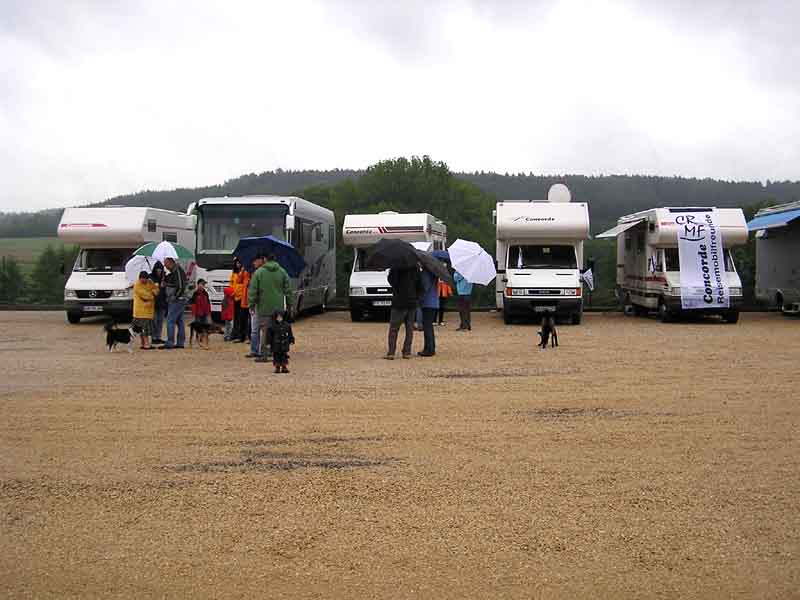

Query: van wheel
[
  {"left": 724, "top": 310, "right": 740, "bottom": 324},
  {"left": 658, "top": 300, "right": 672, "bottom": 323},
  {"left": 623, "top": 293, "right": 634, "bottom": 316},
  {"left": 503, "top": 309, "right": 513, "bottom": 325},
  {"left": 67, "top": 312, "right": 81, "bottom": 324},
  {"left": 571, "top": 311, "right": 582, "bottom": 325},
  {"left": 350, "top": 309, "right": 363, "bottom": 322},
  {"left": 321, "top": 290, "right": 328, "bottom": 313},
  {"left": 775, "top": 293, "right": 784, "bottom": 312}
]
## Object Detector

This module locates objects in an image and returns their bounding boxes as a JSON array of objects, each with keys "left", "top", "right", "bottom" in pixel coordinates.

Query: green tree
[
  {"left": 29, "top": 245, "right": 64, "bottom": 304},
  {"left": 0, "top": 256, "right": 26, "bottom": 303}
]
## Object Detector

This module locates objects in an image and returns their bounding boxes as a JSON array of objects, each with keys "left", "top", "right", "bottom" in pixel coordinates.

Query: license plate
[
  {"left": 372, "top": 300, "right": 392, "bottom": 307},
  {"left": 83, "top": 305, "right": 103, "bottom": 312},
  {"left": 534, "top": 306, "right": 555, "bottom": 313}
]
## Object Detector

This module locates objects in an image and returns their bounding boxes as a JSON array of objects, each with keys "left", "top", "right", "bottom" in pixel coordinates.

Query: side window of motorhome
[
  {"left": 624, "top": 234, "right": 632, "bottom": 252},
  {"left": 508, "top": 245, "right": 577, "bottom": 269},
  {"left": 328, "top": 225, "right": 335, "bottom": 251},
  {"left": 636, "top": 232, "right": 645, "bottom": 253},
  {"left": 162, "top": 232, "right": 178, "bottom": 243},
  {"left": 147, "top": 219, "right": 157, "bottom": 233},
  {"left": 74, "top": 248, "right": 136, "bottom": 272},
  {"left": 664, "top": 248, "right": 736, "bottom": 272}
]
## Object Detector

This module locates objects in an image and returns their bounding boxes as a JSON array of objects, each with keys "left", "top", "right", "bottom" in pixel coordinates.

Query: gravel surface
[{"left": 1, "top": 310, "right": 798, "bottom": 598}]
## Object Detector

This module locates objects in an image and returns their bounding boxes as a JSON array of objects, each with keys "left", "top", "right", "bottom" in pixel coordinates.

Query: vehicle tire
[
  {"left": 320, "top": 290, "right": 328, "bottom": 314},
  {"left": 775, "top": 293, "right": 784, "bottom": 312},
  {"left": 350, "top": 309, "right": 363, "bottom": 322},
  {"left": 623, "top": 293, "right": 634, "bottom": 316},
  {"left": 66, "top": 312, "right": 81, "bottom": 324},
  {"left": 658, "top": 300, "right": 672, "bottom": 323},
  {"left": 571, "top": 311, "right": 582, "bottom": 325},
  {"left": 724, "top": 310, "right": 740, "bottom": 324},
  {"left": 503, "top": 309, "right": 513, "bottom": 325}
]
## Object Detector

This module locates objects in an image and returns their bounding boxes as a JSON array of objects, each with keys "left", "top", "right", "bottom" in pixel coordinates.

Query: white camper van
[
  {"left": 187, "top": 196, "right": 336, "bottom": 317},
  {"left": 58, "top": 206, "right": 195, "bottom": 323},
  {"left": 494, "top": 185, "right": 589, "bottom": 324},
  {"left": 598, "top": 207, "right": 747, "bottom": 323},
  {"left": 747, "top": 200, "right": 800, "bottom": 314},
  {"left": 342, "top": 212, "right": 447, "bottom": 321}
]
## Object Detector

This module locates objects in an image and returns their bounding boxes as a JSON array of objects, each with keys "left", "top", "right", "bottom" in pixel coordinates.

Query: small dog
[
  {"left": 189, "top": 320, "right": 213, "bottom": 349},
  {"left": 537, "top": 314, "right": 559, "bottom": 350},
  {"left": 104, "top": 321, "right": 141, "bottom": 353}
]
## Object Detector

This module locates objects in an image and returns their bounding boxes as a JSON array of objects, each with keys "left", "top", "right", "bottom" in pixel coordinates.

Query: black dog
[
  {"left": 104, "top": 321, "right": 141, "bottom": 353},
  {"left": 189, "top": 320, "right": 215, "bottom": 348},
  {"left": 537, "top": 314, "right": 559, "bottom": 350}
]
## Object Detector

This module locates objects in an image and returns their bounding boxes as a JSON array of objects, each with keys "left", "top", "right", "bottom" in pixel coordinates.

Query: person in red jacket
[
  {"left": 189, "top": 279, "right": 212, "bottom": 348},
  {"left": 221, "top": 285, "right": 235, "bottom": 341}
]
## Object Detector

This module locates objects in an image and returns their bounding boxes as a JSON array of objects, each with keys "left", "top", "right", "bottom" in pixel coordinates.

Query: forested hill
[{"left": 2, "top": 165, "right": 799, "bottom": 238}]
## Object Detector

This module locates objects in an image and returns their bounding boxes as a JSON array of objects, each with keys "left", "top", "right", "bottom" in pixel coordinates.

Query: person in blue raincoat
[
  {"left": 454, "top": 270, "right": 473, "bottom": 331},
  {"left": 418, "top": 269, "right": 439, "bottom": 357}
]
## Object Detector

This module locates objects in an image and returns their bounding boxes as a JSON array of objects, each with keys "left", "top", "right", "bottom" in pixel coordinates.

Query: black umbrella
[
  {"left": 415, "top": 250, "right": 455, "bottom": 287},
  {"left": 365, "top": 238, "right": 419, "bottom": 270}
]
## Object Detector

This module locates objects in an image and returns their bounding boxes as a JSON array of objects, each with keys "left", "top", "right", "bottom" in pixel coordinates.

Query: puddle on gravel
[{"left": 512, "top": 407, "right": 680, "bottom": 420}]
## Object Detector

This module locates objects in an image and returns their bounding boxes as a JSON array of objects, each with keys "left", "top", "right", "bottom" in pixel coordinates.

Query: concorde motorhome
[
  {"left": 342, "top": 212, "right": 447, "bottom": 321},
  {"left": 187, "top": 196, "right": 336, "bottom": 316},
  {"left": 747, "top": 200, "right": 800, "bottom": 314},
  {"left": 494, "top": 184, "right": 589, "bottom": 324},
  {"left": 598, "top": 207, "right": 747, "bottom": 323},
  {"left": 58, "top": 206, "right": 195, "bottom": 323}
]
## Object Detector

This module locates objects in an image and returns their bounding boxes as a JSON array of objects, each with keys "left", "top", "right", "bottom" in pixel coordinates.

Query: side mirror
[
  {"left": 285, "top": 214, "right": 295, "bottom": 231},
  {"left": 492, "top": 210, "right": 497, "bottom": 225}
]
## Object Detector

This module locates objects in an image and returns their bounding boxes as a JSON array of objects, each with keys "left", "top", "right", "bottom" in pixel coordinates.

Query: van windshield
[
  {"left": 73, "top": 248, "right": 135, "bottom": 272},
  {"left": 664, "top": 248, "right": 736, "bottom": 272},
  {"left": 508, "top": 245, "right": 577, "bottom": 269},
  {"left": 353, "top": 248, "right": 387, "bottom": 272}
]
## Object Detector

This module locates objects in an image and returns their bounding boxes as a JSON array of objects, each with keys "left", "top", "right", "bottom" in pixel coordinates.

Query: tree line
[{"left": 0, "top": 246, "right": 78, "bottom": 305}]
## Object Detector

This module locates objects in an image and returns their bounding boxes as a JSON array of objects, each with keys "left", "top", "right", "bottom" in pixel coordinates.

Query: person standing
[
  {"left": 248, "top": 254, "right": 292, "bottom": 363},
  {"left": 436, "top": 278, "right": 453, "bottom": 326},
  {"left": 161, "top": 256, "right": 188, "bottom": 349},
  {"left": 245, "top": 255, "right": 266, "bottom": 358},
  {"left": 221, "top": 286, "right": 235, "bottom": 341},
  {"left": 230, "top": 258, "right": 251, "bottom": 343},
  {"left": 454, "top": 270, "right": 473, "bottom": 331},
  {"left": 149, "top": 261, "right": 167, "bottom": 344},
  {"left": 385, "top": 265, "right": 422, "bottom": 360},
  {"left": 133, "top": 270, "right": 159, "bottom": 350},
  {"left": 418, "top": 269, "right": 439, "bottom": 357}
]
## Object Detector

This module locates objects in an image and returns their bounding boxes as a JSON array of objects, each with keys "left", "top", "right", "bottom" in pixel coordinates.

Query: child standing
[
  {"left": 269, "top": 309, "right": 295, "bottom": 373},
  {"left": 190, "top": 279, "right": 212, "bottom": 349},
  {"left": 221, "top": 286, "right": 235, "bottom": 341},
  {"left": 132, "top": 270, "right": 159, "bottom": 350}
]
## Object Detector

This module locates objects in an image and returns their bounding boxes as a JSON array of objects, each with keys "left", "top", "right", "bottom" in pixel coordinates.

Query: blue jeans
[
  {"left": 166, "top": 298, "right": 187, "bottom": 348},
  {"left": 152, "top": 305, "right": 166, "bottom": 340},
  {"left": 249, "top": 308, "right": 260, "bottom": 355}
]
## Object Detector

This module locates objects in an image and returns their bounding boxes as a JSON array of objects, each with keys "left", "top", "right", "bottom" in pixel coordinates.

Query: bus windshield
[
  {"left": 73, "top": 248, "right": 135, "bottom": 272},
  {"left": 196, "top": 204, "right": 287, "bottom": 268},
  {"left": 508, "top": 245, "right": 577, "bottom": 269}
]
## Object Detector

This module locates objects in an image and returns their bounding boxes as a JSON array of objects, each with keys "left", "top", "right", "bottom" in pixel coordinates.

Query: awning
[
  {"left": 747, "top": 207, "right": 800, "bottom": 231},
  {"left": 596, "top": 219, "right": 645, "bottom": 239}
]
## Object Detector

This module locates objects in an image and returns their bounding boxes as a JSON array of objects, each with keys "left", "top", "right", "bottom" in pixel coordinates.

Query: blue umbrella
[
  {"left": 432, "top": 249, "right": 450, "bottom": 262},
  {"left": 233, "top": 235, "right": 306, "bottom": 278}
]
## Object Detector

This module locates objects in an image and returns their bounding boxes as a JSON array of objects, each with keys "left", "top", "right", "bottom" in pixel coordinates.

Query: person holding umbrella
[
  {"left": 161, "top": 256, "right": 188, "bottom": 349},
  {"left": 418, "top": 267, "right": 439, "bottom": 357},
  {"left": 248, "top": 253, "right": 292, "bottom": 363},
  {"left": 149, "top": 261, "right": 167, "bottom": 344},
  {"left": 385, "top": 264, "right": 422, "bottom": 360}
]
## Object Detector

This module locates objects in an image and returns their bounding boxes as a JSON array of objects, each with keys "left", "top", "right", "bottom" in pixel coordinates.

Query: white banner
[{"left": 675, "top": 211, "right": 729, "bottom": 309}]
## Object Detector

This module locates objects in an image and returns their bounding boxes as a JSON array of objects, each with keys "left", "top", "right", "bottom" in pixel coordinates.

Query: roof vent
[{"left": 548, "top": 184, "right": 571, "bottom": 203}]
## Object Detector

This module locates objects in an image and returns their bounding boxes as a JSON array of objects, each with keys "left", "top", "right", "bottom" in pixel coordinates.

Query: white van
[
  {"left": 598, "top": 207, "right": 746, "bottom": 323},
  {"left": 494, "top": 184, "right": 590, "bottom": 324},
  {"left": 747, "top": 200, "right": 800, "bottom": 314},
  {"left": 342, "top": 212, "right": 446, "bottom": 321},
  {"left": 58, "top": 207, "right": 195, "bottom": 323}
]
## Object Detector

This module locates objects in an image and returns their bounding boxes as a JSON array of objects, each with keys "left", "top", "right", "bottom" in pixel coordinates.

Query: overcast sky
[{"left": 1, "top": 0, "right": 798, "bottom": 212}]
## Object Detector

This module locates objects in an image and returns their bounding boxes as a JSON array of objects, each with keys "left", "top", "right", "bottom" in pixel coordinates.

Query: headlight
[
  {"left": 729, "top": 287, "right": 742, "bottom": 296},
  {"left": 113, "top": 289, "right": 131, "bottom": 298},
  {"left": 349, "top": 287, "right": 366, "bottom": 296},
  {"left": 64, "top": 289, "right": 77, "bottom": 299},
  {"left": 509, "top": 288, "right": 526, "bottom": 296},
  {"left": 563, "top": 288, "right": 580, "bottom": 296}
]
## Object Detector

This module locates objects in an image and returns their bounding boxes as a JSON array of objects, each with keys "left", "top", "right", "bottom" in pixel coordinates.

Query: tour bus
[
  {"left": 747, "top": 200, "right": 800, "bottom": 314},
  {"left": 494, "top": 184, "right": 590, "bottom": 325},
  {"left": 342, "top": 211, "right": 447, "bottom": 321},
  {"left": 187, "top": 195, "right": 336, "bottom": 318},
  {"left": 598, "top": 207, "right": 747, "bottom": 323},
  {"left": 58, "top": 206, "right": 195, "bottom": 323}
]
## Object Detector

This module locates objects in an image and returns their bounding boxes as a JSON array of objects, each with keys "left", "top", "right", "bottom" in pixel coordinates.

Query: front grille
[
  {"left": 76, "top": 290, "right": 113, "bottom": 299},
  {"left": 366, "top": 287, "right": 392, "bottom": 295},
  {"left": 527, "top": 289, "right": 562, "bottom": 296}
]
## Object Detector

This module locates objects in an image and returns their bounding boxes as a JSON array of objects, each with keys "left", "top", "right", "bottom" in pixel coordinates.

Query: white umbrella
[
  {"left": 124, "top": 255, "right": 152, "bottom": 284},
  {"left": 447, "top": 239, "right": 496, "bottom": 285},
  {"left": 152, "top": 241, "right": 179, "bottom": 263},
  {"left": 411, "top": 241, "right": 432, "bottom": 252}
]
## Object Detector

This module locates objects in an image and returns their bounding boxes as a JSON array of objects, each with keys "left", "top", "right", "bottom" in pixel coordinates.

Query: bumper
[
  {"left": 503, "top": 296, "right": 583, "bottom": 316},
  {"left": 662, "top": 295, "right": 743, "bottom": 313},
  {"left": 65, "top": 300, "right": 132, "bottom": 316},
  {"left": 350, "top": 296, "right": 393, "bottom": 312}
]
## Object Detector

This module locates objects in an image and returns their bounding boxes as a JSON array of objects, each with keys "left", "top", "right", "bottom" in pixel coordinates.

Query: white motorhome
[
  {"left": 494, "top": 184, "right": 589, "bottom": 324},
  {"left": 187, "top": 196, "right": 336, "bottom": 316},
  {"left": 598, "top": 207, "right": 747, "bottom": 322},
  {"left": 342, "top": 212, "right": 447, "bottom": 321},
  {"left": 58, "top": 206, "right": 195, "bottom": 323},
  {"left": 747, "top": 200, "right": 800, "bottom": 314}
]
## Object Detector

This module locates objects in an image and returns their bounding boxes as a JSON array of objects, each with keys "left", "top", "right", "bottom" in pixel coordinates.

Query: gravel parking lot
[{"left": 1, "top": 310, "right": 798, "bottom": 598}]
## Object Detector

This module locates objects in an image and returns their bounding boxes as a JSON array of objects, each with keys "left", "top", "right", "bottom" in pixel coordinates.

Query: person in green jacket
[{"left": 248, "top": 254, "right": 292, "bottom": 362}]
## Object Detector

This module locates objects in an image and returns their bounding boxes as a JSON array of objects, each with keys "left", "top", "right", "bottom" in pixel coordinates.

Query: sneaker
[
  {"left": 175, "top": 346, "right": 185, "bottom": 349},
  {"left": 401, "top": 353, "right": 412, "bottom": 359},
  {"left": 417, "top": 351, "right": 435, "bottom": 357},
  {"left": 245, "top": 353, "right": 260, "bottom": 358},
  {"left": 281, "top": 366, "right": 289, "bottom": 373},
  {"left": 254, "top": 356, "right": 271, "bottom": 363},
  {"left": 274, "top": 366, "right": 281, "bottom": 373},
  {"left": 383, "top": 354, "right": 395, "bottom": 360},
  {"left": 151, "top": 339, "right": 165, "bottom": 345}
]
